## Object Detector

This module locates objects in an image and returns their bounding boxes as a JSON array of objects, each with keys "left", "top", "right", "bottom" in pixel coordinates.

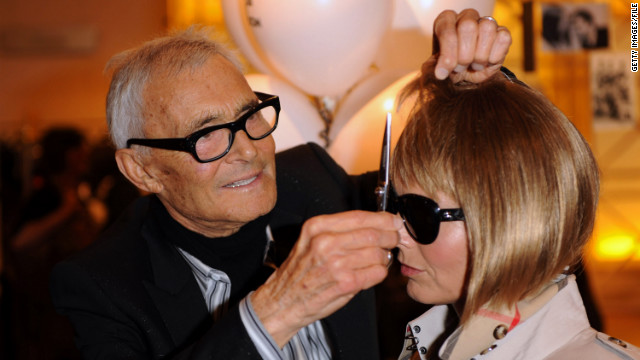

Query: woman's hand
[{"left": 432, "top": 9, "right": 512, "bottom": 83}]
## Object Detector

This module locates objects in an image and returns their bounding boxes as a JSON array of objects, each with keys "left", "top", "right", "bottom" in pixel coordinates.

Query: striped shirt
[{"left": 177, "top": 229, "right": 332, "bottom": 360}]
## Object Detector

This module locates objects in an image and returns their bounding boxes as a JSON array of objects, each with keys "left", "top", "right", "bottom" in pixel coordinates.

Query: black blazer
[{"left": 50, "top": 143, "right": 379, "bottom": 359}]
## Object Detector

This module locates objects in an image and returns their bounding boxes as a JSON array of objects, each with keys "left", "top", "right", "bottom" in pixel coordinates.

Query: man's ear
[{"left": 115, "top": 148, "right": 163, "bottom": 194}]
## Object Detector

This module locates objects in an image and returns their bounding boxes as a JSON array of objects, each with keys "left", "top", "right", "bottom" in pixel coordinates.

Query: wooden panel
[{"left": 537, "top": 51, "right": 593, "bottom": 141}]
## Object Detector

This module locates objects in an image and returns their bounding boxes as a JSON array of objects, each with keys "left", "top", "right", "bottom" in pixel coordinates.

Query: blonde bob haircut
[{"left": 392, "top": 61, "right": 600, "bottom": 325}]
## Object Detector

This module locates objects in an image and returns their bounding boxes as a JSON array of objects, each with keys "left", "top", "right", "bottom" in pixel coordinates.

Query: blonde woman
[{"left": 390, "top": 60, "right": 640, "bottom": 360}]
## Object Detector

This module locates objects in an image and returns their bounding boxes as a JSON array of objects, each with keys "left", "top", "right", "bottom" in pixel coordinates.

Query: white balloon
[
  {"left": 406, "top": 0, "right": 497, "bottom": 36},
  {"left": 329, "top": 71, "right": 418, "bottom": 174},
  {"left": 331, "top": 68, "right": 410, "bottom": 141},
  {"left": 390, "top": 0, "right": 421, "bottom": 30},
  {"left": 221, "top": 0, "right": 272, "bottom": 74},
  {"left": 245, "top": 73, "right": 326, "bottom": 152},
  {"left": 372, "top": 0, "right": 496, "bottom": 84},
  {"left": 245, "top": 0, "right": 393, "bottom": 97},
  {"left": 372, "top": 28, "right": 431, "bottom": 76}
]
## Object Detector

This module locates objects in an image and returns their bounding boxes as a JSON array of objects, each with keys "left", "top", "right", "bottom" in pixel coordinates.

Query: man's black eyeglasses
[
  {"left": 388, "top": 185, "right": 465, "bottom": 245},
  {"left": 126, "top": 92, "right": 280, "bottom": 163}
]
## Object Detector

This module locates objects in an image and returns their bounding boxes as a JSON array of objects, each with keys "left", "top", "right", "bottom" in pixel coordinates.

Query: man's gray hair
[{"left": 105, "top": 26, "right": 244, "bottom": 149}]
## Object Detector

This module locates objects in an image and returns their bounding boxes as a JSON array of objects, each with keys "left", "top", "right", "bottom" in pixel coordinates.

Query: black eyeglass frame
[
  {"left": 388, "top": 185, "right": 465, "bottom": 245},
  {"left": 126, "top": 92, "right": 280, "bottom": 163}
]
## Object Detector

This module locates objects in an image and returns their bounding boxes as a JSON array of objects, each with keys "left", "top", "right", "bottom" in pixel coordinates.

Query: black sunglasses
[
  {"left": 126, "top": 92, "right": 280, "bottom": 163},
  {"left": 387, "top": 185, "right": 465, "bottom": 245}
]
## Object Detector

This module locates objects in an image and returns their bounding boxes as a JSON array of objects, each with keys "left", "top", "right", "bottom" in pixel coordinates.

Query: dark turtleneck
[{"left": 149, "top": 196, "right": 274, "bottom": 305}]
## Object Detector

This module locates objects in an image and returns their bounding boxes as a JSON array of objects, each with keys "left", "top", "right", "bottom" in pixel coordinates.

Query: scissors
[
  {"left": 376, "top": 112, "right": 392, "bottom": 212},
  {"left": 375, "top": 113, "right": 394, "bottom": 266}
]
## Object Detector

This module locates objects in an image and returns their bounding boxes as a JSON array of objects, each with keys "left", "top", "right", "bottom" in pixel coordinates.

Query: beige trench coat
[{"left": 400, "top": 276, "right": 640, "bottom": 360}]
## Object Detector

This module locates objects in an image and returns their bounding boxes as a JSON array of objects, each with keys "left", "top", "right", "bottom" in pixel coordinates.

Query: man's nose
[{"left": 226, "top": 129, "right": 258, "bottom": 162}]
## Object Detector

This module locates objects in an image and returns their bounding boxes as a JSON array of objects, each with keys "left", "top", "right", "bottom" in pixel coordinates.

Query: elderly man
[{"left": 50, "top": 10, "right": 511, "bottom": 359}]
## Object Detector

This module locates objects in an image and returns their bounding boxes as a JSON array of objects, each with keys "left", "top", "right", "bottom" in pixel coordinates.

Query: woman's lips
[{"left": 400, "top": 264, "right": 422, "bottom": 277}]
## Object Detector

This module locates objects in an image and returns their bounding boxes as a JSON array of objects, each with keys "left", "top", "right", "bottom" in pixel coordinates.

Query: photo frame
[
  {"left": 590, "top": 52, "right": 635, "bottom": 129},
  {"left": 541, "top": 3, "right": 609, "bottom": 52}
]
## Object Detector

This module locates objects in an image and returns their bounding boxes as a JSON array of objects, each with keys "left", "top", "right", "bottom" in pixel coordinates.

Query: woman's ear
[{"left": 115, "top": 148, "right": 163, "bottom": 194}]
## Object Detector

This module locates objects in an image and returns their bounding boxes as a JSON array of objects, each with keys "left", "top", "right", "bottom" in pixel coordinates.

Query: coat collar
[
  {"left": 402, "top": 275, "right": 589, "bottom": 360},
  {"left": 141, "top": 198, "right": 211, "bottom": 348},
  {"left": 137, "top": 197, "right": 303, "bottom": 350}
]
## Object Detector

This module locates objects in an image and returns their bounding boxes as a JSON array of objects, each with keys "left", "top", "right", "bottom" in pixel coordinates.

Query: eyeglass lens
[{"left": 194, "top": 105, "right": 277, "bottom": 161}]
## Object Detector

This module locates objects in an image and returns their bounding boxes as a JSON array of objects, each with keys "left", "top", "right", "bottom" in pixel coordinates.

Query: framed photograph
[
  {"left": 541, "top": 3, "right": 609, "bottom": 52},
  {"left": 590, "top": 52, "right": 635, "bottom": 129}
]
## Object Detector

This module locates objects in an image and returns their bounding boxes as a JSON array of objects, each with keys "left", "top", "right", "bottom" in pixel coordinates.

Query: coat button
[
  {"left": 608, "top": 337, "right": 628, "bottom": 348},
  {"left": 493, "top": 324, "right": 508, "bottom": 339},
  {"left": 413, "top": 325, "right": 421, "bottom": 333},
  {"left": 419, "top": 346, "right": 427, "bottom": 354}
]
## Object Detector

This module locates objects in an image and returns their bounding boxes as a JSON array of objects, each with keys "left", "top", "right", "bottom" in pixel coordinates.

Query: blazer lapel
[
  {"left": 141, "top": 215, "right": 211, "bottom": 348},
  {"left": 322, "top": 289, "right": 380, "bottom": 359}
]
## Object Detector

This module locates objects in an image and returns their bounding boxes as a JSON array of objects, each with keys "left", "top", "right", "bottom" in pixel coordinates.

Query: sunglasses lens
[{"left": 399, "top": 195, "right": 440, "bottom": 245}]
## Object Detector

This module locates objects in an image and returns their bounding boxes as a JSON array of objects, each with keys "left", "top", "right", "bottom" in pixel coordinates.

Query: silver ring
[
  {"left": 479, "top": 16, "right": 497, "bottom": 24},
  {"left": 386, "top": 250, "right": 393, "bottom": 268}
]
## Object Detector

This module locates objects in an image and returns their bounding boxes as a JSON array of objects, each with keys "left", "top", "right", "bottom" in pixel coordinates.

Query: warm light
[
  {"left": 417, "top": 0, "right": 435, "bottom": 9},
  {"left": 593, "top": 234, "right": 640, "bottom": 261},
  {"left": 166, "top": 0, "right": 224, "bottom": 30},
  {"left": 383, "top": 98, "right": 395, "bottom": 112}
]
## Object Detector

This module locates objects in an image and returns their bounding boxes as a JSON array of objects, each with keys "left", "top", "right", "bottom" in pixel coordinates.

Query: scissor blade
[{"left": 376, "top": 112, "right": 392, "bottom": 211}]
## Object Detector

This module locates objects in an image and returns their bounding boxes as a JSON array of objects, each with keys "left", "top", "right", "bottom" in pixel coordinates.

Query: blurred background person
[
  {"left": 85, "top": 136, "right": 142, "bottom": 231},
  {"left": 5, "top": 127, "right": 99, "bottom": 360}
]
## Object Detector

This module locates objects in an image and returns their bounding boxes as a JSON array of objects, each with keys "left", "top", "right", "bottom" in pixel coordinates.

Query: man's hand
[
  {"left": 250, "top": 210, "right": 401, "bottom": 347},
  {"left": 432, "top": 8, "right": 512, "bottom": 83}
]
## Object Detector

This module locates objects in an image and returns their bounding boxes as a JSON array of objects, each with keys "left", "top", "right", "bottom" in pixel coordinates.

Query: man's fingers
[
  {"left": 301, "top": 211, "right": 402, "bottom": 243},
  {"left": 307, "top": 228, "right": 399, "bottom": 259},
  {"left": 325, "top": 246, "right": 394, "bottom": 271},
  {"left": 302, "top": 257, "right": 391, "bottom": 307},
  {"left": 269, "top": 244, "right": 391, "bottom": 314}
]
